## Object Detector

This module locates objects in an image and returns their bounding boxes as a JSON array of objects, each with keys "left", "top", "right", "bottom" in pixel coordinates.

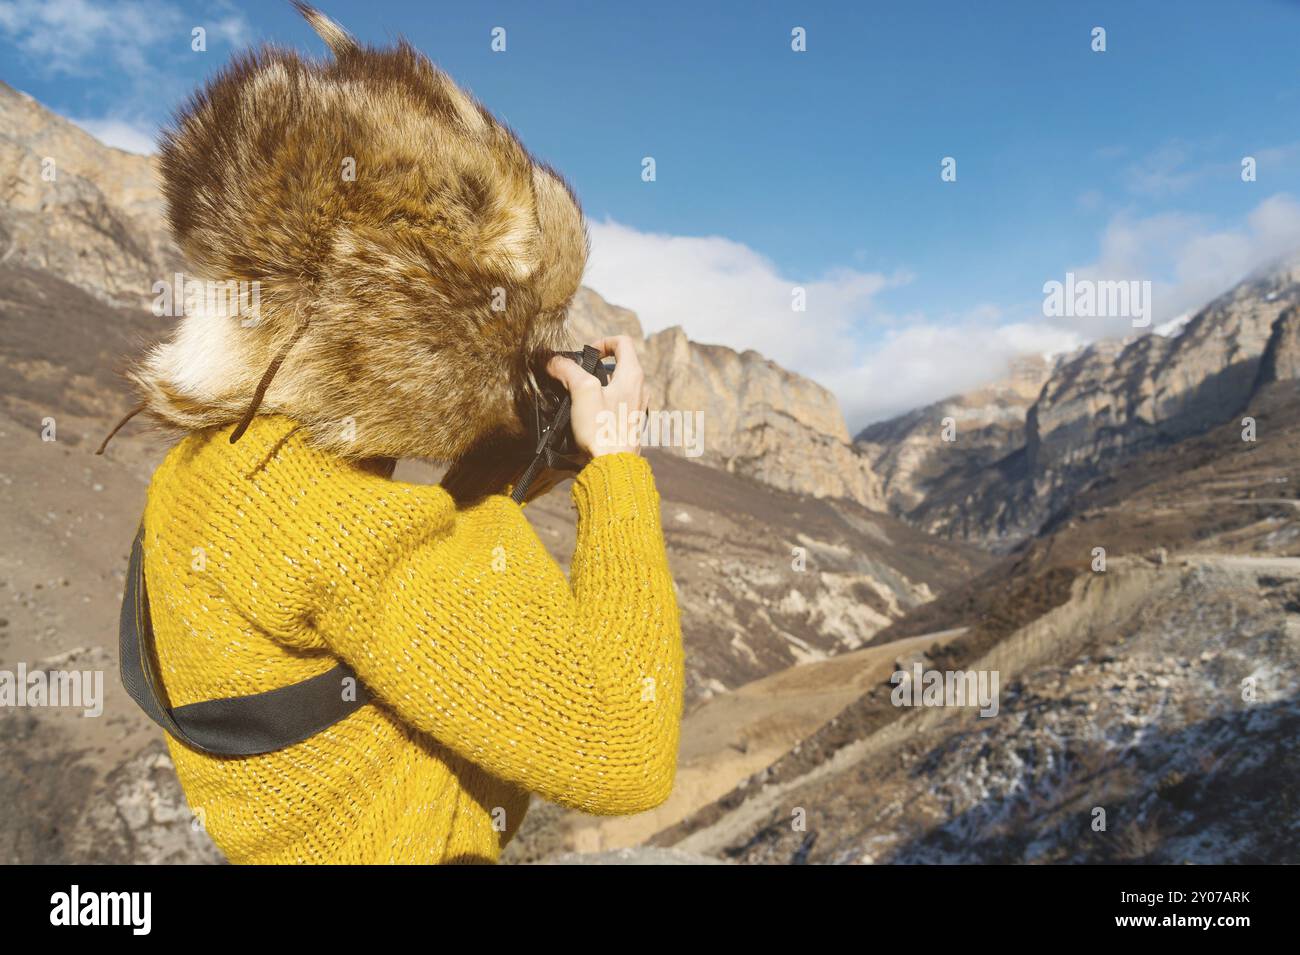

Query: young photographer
[{"left": 110, "top": 5, "right": 683, "bottom": 865}]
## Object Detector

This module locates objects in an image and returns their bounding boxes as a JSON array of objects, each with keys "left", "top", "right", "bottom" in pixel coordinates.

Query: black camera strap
[
  {"left": 510, "top": 344, "right": 604, "bottom": 504},
  {"left": 119, "top": 525, "right": 371, "bottom": 756}
]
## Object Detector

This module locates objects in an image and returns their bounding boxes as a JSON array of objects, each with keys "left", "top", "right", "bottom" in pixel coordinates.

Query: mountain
[
  {"left": 645, "top": 370, "right": 1300, "bottom": 864},
  {"left": 0, "top": 83, "right": 179, "bottom": 308},
  {"left": 856, "top": 355, "right": 1054, "bottom": 514},
  {"left": 857, "top": 259, "right": 1300, "bottom": 548},
  {"left": 565, "top": 288, "right": 885, "bottom": 509}
]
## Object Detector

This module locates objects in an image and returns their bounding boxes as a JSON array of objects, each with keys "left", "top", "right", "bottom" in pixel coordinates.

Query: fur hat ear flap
[
  {"left": 228, "top": 318, "right": 311, "bottom": 444},
  {"left": 532, "top": 165, "right": 590, "bottom": 312}
]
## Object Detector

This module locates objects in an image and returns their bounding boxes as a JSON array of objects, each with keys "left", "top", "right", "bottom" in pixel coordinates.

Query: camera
[{"left": 511, "top": 345, "right": 613, "bottom": 502}]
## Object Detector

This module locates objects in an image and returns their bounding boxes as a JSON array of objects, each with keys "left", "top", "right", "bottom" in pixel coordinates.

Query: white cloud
[
  {"left": 2, "top": 1, "right": 250, "bottom": 153},
  {"left": 1062, "top": 193, "right": 1300, "bottom": 338},
  {"left": 823, "top": 322, "right": 1084, "bottom": 428},
  {"left": 585, "top": 219, "right": 908, "bottom": 379},
  {"left": 586, "top": 193, "right": 1300, "bottom": 433},
  {"left": 0, "top": 0, "right": 181, "bottom": 76},
  {"left": 69, "top": 115, "right": 157, "bottom": 154},
  {"left": 1125, "top": 142, "right": 1199, "bottom": 195},
  {"left": 586, "top": 219, "right": 1077, "bottom": 429},
  {"left": 0, "top": 0, "right": 250, "bottom": 83}
]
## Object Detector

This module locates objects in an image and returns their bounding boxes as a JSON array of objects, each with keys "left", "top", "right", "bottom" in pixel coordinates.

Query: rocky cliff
[
  {"left": 565, "top": 291, "right": 885, "bottom": 509},
  {"left": 855, "top": 355, "right": 1053, "bottom": 514},
  {"left": 858, "top": 258, "right": 1300, "bottom": 547},
  {"left": 1020, "top": 261, "right": 1300, "bottom": 529},
  {"left": 1256, "top": 305, "right": 1300, "bottom": 389},
  {"left": 0, "top": 83, "right": 178, "bottom": 308}
]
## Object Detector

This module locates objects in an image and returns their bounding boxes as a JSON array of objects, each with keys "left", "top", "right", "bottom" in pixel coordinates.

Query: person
[{"left": 113, "top": 4, "right": 683, "bottom": 864}]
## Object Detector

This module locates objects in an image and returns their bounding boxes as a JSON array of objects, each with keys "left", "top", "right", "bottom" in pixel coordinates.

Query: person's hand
[{"left": 546, "top": 335, "right": 647, "bottom": 458}]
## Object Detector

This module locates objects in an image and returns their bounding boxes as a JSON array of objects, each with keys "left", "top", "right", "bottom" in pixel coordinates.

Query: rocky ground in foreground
[
  {"left": 643, "top": 386, "right": 1299, "bottom": 864},
  {"left": 679, "top": 556, "right": 1298, "bottom": 865}
]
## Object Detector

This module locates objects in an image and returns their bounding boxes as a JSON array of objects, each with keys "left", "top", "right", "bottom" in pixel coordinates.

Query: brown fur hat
[{"left": 129, "top": 2, "right": 588, "bottom": 461}]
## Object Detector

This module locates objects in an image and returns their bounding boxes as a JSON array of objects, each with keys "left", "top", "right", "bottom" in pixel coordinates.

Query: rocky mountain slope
[
  {"left": 856, "top": 355, "right": 1053, "bottom": 514},
  {"left": 857, "top": 259, "right": 1300, "bottom": 549},
  {"left": 649, "top": 367, "right": 1299, "bottom": 863},
  {"left": 0, "top": 83, "right": 178, "bottom": 308},
  {"left": 664, "top": 556, "right": 1300, "bottom": 864}
]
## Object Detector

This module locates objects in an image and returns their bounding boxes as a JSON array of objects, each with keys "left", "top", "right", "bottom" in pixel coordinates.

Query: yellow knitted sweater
[{"left": 141, "top": 415, "right": 684, "bottom": 864}]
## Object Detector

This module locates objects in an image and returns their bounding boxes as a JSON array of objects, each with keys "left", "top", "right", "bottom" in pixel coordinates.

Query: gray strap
[{"left": 119, "top": 526, "right": 371, "bottom": 756}]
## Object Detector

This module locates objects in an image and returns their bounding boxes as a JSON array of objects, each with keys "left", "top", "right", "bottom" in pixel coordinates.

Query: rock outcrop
[
  {"left": 1256, "top": 305, "right": 1300, "bottom": 388},
  {"left": 563, "top": 285, "right": 646, "bottom": 343},
  {"left": 855, "top": 355, "right": 1053, "bottom": 514},
  {"left": 641, "top": 327, "right": 883, "bottom": 508},
  {"left": 565, "top": 287, "right": 885, "bottom": 509},
  {"left": 0, "top": 82, "right": 178, "bottom": 307},
  {"left": 859, "top": 257, "right": 1300, "bottom": 547},
  {"left": 1021, "top": 261, "right": 1299, "bottom": 523}
]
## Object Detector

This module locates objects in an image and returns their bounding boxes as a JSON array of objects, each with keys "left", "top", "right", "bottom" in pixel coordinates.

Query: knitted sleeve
[{"left": 316, "top": 452, "right": 684, "bottom": 816}]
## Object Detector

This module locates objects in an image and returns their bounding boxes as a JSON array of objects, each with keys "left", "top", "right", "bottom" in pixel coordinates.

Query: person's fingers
[
  {"left": 590, "top": 335, "right": 627, "bottom": 358},
  {"left": 546, "top": 354, "right": 601, "bottom": 393},
  {"left": 590, "top": 335, "right": 642, "bottom": 384}
]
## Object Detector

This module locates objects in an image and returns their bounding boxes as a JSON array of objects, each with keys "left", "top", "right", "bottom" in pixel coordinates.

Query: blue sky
[{"left": 4, "top": 0, "right": 1300, "bottom": 425}]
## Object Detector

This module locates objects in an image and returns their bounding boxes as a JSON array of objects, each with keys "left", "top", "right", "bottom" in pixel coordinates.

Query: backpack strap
[{"left": 119, "top": 525, "right": 372, "bottom": 757}]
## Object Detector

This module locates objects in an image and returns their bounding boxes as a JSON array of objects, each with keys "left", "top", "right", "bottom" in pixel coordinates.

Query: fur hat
[{"left": 129, "top": 2, "right": 588, "bottom": 461}]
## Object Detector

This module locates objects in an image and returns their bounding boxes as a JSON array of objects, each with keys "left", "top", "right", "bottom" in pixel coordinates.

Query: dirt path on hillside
[
  {"left": 668, "top": 554, "right": 1300, "bottom": 860},
  {"left": 565, "top": 627, "right": 966, "bottom": 852}
]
